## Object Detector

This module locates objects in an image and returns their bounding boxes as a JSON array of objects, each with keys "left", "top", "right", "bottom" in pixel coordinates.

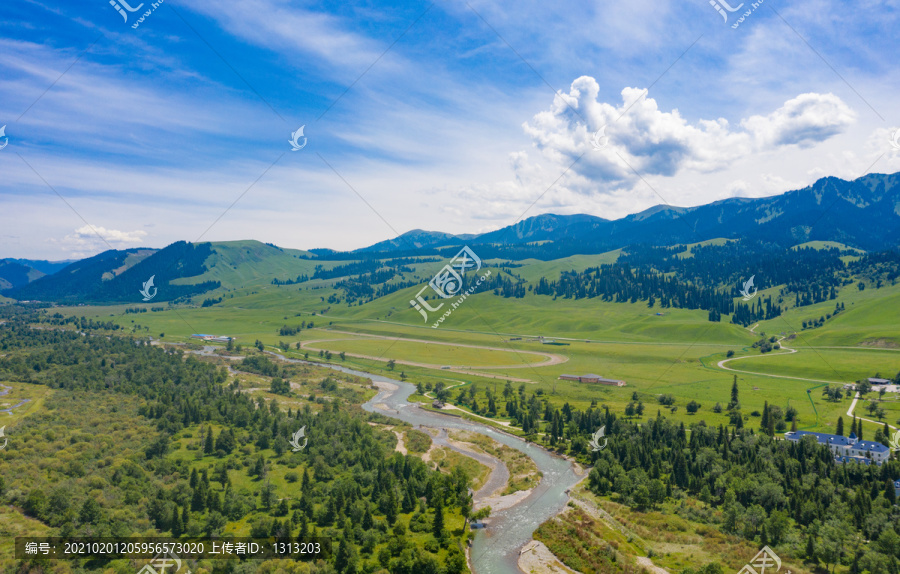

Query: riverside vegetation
[{"left": 0, "top": 315, "right": 474, "bottom": 574}]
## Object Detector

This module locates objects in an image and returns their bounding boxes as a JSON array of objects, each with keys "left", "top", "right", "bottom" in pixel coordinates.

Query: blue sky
[{"left": 1, "top": 0, "right": 899, "bottom": 258}]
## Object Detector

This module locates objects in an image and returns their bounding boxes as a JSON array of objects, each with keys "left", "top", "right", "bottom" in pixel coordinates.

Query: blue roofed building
[{"left": 784, "top": 430, "right": 890, "bottom": 465}]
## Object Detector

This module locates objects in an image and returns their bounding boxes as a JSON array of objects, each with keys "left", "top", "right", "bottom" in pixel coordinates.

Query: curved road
[
  {"left": 846, "top": 391, "right": 897, "bottom": 431},
  {"left": 716, "top": 337, "right": 846, "bottom": 384},
  {"left": 300, "top": 331, "right": 567, "bottom": 384},
  {"left": 716, "top": 338, "right": 898, "bottom": 431}
]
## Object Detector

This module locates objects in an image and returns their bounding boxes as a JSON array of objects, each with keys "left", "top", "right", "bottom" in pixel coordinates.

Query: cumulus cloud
[
  {"left": 51, "top": 225, "right": 149, "bottom": 258},
  {"left": 741, "top": 92, "right": 857, "bottom": 148},
  {"left": 519, "top": 76, "right": 856, "bottom": 195}
]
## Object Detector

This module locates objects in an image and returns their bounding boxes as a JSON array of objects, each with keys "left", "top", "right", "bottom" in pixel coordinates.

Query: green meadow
[{"left": 50, "top": 241, "right": 900, "bottom": 435}]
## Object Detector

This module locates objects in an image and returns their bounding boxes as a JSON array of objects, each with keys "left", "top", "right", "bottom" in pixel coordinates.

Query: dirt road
[{"left": 300, "top": 331, "right": 567, "bottom": 383}]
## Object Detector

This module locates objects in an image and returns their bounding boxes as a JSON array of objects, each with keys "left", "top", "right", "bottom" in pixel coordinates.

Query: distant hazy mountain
[
  {"left": 0, "top": 258, "right": 75, "bottom": 291},
  {"left": 0, "top": 261, "right": 45, "bottom": 291},
  {"left": 2, "top": 258, "right": 76, "bottom": 275},
  {"left": 356, "top": 229, "right": 477, "bottom": 253},
  {"left": 5, "top": 242, "right": 220, "bottom": 303},
  {"left": 359, "top": 172, "right": 900, "bottom": 256},
  {"left": 3, "top": 172, "right": 898, "bottom": 303}
]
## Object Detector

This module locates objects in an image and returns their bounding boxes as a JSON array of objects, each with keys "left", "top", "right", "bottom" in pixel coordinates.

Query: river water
[
  {"left": 0, "top": 384, "right": 31, "bottom": 414},
  {"left": 264, "top": 353, "right": 582, "bottom": 574}
]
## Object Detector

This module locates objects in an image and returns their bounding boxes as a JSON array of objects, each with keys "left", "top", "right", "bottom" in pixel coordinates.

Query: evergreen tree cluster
[
  {"left": 588, "top": 415, "right": 900, "bottom": 570},
  {"left": 0, "top": 321, "right": 471, "bottom": 574}
]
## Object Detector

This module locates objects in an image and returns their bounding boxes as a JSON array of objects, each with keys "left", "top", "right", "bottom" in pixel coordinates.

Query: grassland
[
  {"left": 534, "top": 482, "right": 816, "bottom": 574},
  {"left": 429, "top": 448, "right": 491, "bottom": 491},
  {"left": 300, "top": 335, "right": 552, "bottom": 368},
  {"left": 404, "top": 429, "right": 432, "bottom": 454},
  {"left": 47, "top": 247, "right": 900, "bottom": 436},
  {"left": 0, "top": 381, "right": 50, "bottom": 426},
  {"left": 449, "top": 431, "right": 541, "bottom": 495}
]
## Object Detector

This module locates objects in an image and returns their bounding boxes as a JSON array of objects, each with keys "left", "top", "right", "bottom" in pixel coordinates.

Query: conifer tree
[
  {"left": 729, "top": 375, "right": 739, "bottom": 409},
  {"left": 299, "top": 514, "right": 309, "bottom": 540},
  {"left": 171, "top": 506, "right": 184, "bottom": 536},
  {"left": 432, "top": 501, "right": 445, "bottom": 539}
]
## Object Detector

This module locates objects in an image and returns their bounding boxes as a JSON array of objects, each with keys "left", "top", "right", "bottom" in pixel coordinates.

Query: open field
[
  {"left": 47, "top": 262, "right": 900, "bottom": 435},
  {"left": 300, "top": 333, "right": 561, "bottom": 368},
  {"left": 0, "top": 381, "right": 50, "bottom": 426},
  {"left": 725, "top": 346, "right": 900, "bottom": 382}
]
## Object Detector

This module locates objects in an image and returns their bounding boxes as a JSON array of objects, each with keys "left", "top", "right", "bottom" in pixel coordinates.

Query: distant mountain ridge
[
  {"left": 0, "top": 261, "right": 44, "bottom": 291},
  {"left": 5, "top": 242, "right": 220, "bottom": 303},
  {"left": 1, "top": 258, "right": 76, "bottom": 275},
  {"left": 358, "top": 172, "right": 900, "bottom": 256},
  {"left": 356, "top": 229, "right": 477, "bottom": 252},
  {"left": 2, "top": 172, "right": 898, "bottom": 303},
  {"left": 0, "top": 258, "right": 74, "bottom": 292}
]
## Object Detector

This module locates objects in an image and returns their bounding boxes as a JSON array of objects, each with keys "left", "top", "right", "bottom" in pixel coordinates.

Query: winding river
[
  {"left": 265, "top": 352, "right": 582, "bottom": 574},
  {"left": 0, "top": 384, "right": 31, "bottom": 415}
]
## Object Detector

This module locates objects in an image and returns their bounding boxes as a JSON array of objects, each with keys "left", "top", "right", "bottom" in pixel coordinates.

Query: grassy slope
[{"left": 51, "top": 246, "right": 900, "bottom": 434}]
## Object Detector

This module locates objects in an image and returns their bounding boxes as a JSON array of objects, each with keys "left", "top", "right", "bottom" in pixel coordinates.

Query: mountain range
[
  {"left": 362, "top": 172, "right": 900, "bottom": 257},
  {"left": 2, "top": 171, "right": 899, "bottom": 303}
]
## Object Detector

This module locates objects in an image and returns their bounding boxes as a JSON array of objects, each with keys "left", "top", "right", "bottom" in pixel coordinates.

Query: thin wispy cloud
[{"left": 0, "top": 0, "right": 898, "bottom": 258}]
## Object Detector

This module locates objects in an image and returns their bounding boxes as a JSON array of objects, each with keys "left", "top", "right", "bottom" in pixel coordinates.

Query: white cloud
[
  {"left": 52, "top": 225, "right": 149, "bottom": 258},
  {"left": 741, "top": 92, "right": 856, "bottom": 149},
  {"left": 519, "top": 77, "right": 857, "bottom": 196}
]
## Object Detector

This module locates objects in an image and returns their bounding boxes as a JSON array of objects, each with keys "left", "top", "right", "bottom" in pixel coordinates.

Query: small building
[
  {"left": 432, "top": 400, "right": 445, "bottom": 409},
  {"left": 191, "top": 334, "right": 234, "bottom": 343},
  {"left": 869, "top": 378, "right": 892, "bottom": 386},
  {"left": 559, "top": 374, "right": 626, "bottom": 386},
  {"left": 784, "top": 430, "right": 890, "bottom": 465}
]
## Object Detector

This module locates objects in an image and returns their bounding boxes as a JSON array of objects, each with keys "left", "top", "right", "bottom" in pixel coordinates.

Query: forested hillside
[
  {"left": 520, "top": 242, "right": 900, "bottom": 326},
  {"left": 0, "top": 319, "right": 471, "bottom": 574},
  {"left": 362, "top": 172, "right": 900, "bottom": 258},
  {"left": 5, "top": 242, "right": 220, "bottom": 304}
]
